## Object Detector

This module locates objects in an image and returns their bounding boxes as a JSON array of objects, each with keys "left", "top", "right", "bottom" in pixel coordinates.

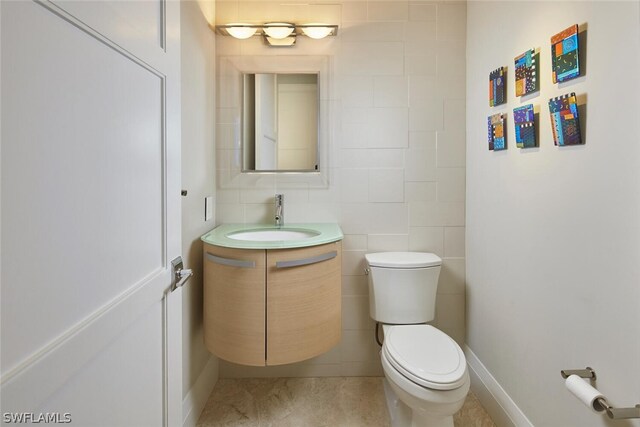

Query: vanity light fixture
[
  {"left": 215, "top": 22, "right": 338, "bottom": 46},
  {"left": 224, "top": 23, "right": 258, "bottom": 39}
]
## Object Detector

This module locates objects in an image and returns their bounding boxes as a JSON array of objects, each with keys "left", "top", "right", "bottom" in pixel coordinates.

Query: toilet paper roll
[{"left": 565, "top": 374, "right": 605, "bottom": 413}]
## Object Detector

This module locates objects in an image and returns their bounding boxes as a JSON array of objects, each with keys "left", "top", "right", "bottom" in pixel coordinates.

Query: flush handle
[{"left": 171, "top": 256, "right": 193, "bottom": 292}]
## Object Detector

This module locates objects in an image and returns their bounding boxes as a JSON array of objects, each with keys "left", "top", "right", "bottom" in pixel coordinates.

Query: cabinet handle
[
  {"left": 275, "top": 251, "right": 337, "bottom": 268},
  {"left": 206, "top": 253, "right": 256, "bottom": 268}
]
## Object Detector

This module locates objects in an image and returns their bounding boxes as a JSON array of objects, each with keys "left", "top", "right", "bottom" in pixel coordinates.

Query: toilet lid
[
  {"left": 365, "top": 252, "right": 441, "bottom": 268},
  {"left": 383, "top": 325, "right": 467, "bottom": 390}
]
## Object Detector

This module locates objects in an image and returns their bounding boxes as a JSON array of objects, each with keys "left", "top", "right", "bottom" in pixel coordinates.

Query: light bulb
[
  {"left": 225, "top": 24, "right": 257, "bottom": 39},
  {"left": 263, "top": 23, "right": 295, "bottom": 39},
  {"left": 301, "top": 24, "right": 333, "bottom": 39}
]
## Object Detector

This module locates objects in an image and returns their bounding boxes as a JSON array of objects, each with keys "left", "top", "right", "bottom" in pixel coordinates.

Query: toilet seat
[{"left": 383, "top": 325, "right": 467, "bottom": 391}]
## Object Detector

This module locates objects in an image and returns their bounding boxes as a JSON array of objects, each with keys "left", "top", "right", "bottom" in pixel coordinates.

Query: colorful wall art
[
  {"left": 488, "top": 113, "right": 506, "bottom": 151},
  {"left": 514, "top": 49, "right": 539, "bottom": 97},
  {"left": 513, "top": 104, "right": 536, "bottom": 148},
  {"left": 489, "top": 67, "right": 507, "bottom": 106},
  {"left": 549, "top": 93, "right": 582, "bottom": 146},
  {"left": 551, "top": 24, "right": 580, "bottom": 83}
]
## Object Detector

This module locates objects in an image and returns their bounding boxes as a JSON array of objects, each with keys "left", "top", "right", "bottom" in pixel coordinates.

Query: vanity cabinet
[{"left": 203, "top": 241, "right": 342, "bottom": 366}]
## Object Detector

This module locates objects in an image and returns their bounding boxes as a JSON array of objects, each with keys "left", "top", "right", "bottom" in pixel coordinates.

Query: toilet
[{"left": 365, "top": 252, "right": 470, "bottom": 427}]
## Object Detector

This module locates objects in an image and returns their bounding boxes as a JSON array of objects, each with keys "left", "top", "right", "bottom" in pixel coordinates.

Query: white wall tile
[
  {"left": 367, "top": 234, "right": 409, "bottom": 252},
  {"left": 369, "top": 108, "right": 409, "bottom": 148},
  {"left": 436, "top": 167, "right": 465, "bottom": 202},
  {"left": 339, "top": 149, "right": 369, "bottom": 168},
  {"left": 405, "top": 21, "right": 437, "bottom": 43},
  {"left": 343, "top": 234, "right": 368, "bottom": 251},
  {"left": 341, "top": 123, "right": 371, "bottom": 148},
  {"left": 409, "top": 102, "right": 443, "bottom": 131},
  {"left": 342, "top": 295, "right": 374, "bottom": 330},
  {"left": 436, "top": 3, "right": 467, "bottom": 41},
  {"left": 443, "top": 98, "right": 466, "bottom": 131},
  {"left": 409, "top": 131, "right": 437, "bottom": 149},
  {"left": 409, "top": 2, "right": 437, "bottom": 22},
  {"left": 243, "top": 203, "right": 271, "bottom": 223},
  {"left": 340, "top": 75, "right": 373, "bottom": 108},
  {"left": 368, "top": 149, "right": 405, "bottom": 168},
  {"left": 374, "top": 76, "right": 408, "bottom": 107},
  {"left": 217, "top": 203, "right": 244, "bottom": 224},
  {"left": 340, "top": 203, "right": 370, "bottom": 234},
  {"left": 436, "top": 130, "right": 466, "bottom": 167},
  {"left": 408, "top": 226, "right": 444, "bottom": 255},
  {"left": 340, "top": 169, "right": 369, "bottom": 202},
  {"left": 369, "top": 169, "right": 404, "bottom": 202},
  {"left": 340, "top": 21, "right": 405, "bottom": 42},
  {"left": 405, "top": 53, "right": 437, "bottom": 76},
  {"left": 342, "top": 250, "right": 367, "bottom": 276},
  {"left": 405, "top": 182, "right": 437, "bottom": 202},
  {"left": 342, "top": 330, "right": 379, "bottom": 362},
  {"left": 404, "top": 147, "right": 437, "bottom": 182},
  {"left": 436, "top": 39, "right": 466, "bottom": 75},
  {"left": 367, "top": 1, "right": 409, "bottom": 21},
  {"left": 338, "top": 42, "right": 405, "bottom": 76},
  {"left": 342, "top": 275, "right": 369, "bottom": 296},
  {"left": 409, "top": 201, "right": 465, "bottom": 226},
  {"left": 408, "top": 75, "right": 438, "bottom": 108},
  {"left": 444, "top": 227, "right": 465, "bottom": 258},
  {"left": 438, "top": 258, "right": 465, "bottom": 294},
  {"left": 342, "top": 1, "right": 367, "bottom": 22},
  {"left": 367, "top": 203, "right": 409, "bottom": 234},
  {"left": 240, "top": 188, "right": 277, "bottom": 204}
]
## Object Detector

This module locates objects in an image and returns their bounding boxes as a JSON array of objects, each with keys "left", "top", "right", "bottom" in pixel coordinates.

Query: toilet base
[{"left": 383, "top": 379, "right": 454, "bottom": 427}]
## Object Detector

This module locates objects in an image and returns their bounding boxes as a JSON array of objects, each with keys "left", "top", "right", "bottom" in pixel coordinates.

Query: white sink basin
[{"left": 227, "top": 228, "right": 320, "bottom": 242}]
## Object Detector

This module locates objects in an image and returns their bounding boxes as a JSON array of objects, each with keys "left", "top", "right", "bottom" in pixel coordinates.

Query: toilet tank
[{"left": 365, "top": 252, "right": 442, "bottom": 324}]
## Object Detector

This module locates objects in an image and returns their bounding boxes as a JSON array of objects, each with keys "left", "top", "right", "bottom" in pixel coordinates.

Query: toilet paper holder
[{"left": 561, "top": 367, "right": 640, "bottom": 420}]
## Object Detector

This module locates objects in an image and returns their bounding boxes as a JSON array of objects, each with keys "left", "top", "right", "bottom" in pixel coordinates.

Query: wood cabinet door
[
  {"left": 203, "top": 244, "right": 266, "bottom": 366},
  {"left": 266, "top": 241, "right": 342, "bottom": 365}
]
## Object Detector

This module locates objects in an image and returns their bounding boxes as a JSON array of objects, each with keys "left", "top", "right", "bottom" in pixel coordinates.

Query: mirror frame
[
  {"left": 217, "top": 55, "right": 332, "bottom": 189},
  {"left": 241, "top": 72, "right": 320, "bottom": 173}
]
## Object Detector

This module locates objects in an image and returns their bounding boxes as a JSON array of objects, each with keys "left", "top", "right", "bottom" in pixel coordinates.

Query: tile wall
[{"left": 214, "top": 0, "right": 466, "bottom": 377}]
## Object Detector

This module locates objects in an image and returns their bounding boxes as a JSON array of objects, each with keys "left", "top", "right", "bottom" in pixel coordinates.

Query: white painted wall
[
  {"left": 180, "top": 1, "right": 218, "bottom": 424},
  {"left": 466, "top": 2, "right": 640, "bottom": 426},
  {"left": 214, "top": 0, "right": 467, "bottom": 378}
]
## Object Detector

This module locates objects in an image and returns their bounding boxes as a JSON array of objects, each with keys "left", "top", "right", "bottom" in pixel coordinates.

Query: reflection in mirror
[{"left": 242, "top": 73, "right": 318, "bottom": 172}]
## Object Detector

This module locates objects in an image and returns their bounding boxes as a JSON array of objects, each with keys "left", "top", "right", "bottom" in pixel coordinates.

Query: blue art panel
[
  {"left": 513, "top": 104, "right": 536, "bottom": 148},
  {"left": 515, "top": 49, "right": 539, "bottom": 97},
  {"left": 551, "top": 25, "right": 580, "bottom": 83},
  {"left": 549, "top": 93, "right": 582, "bottom": 146},
  {"left": 488, "top": 113, "right": 506, "bottom": 151},
  {"left": 489, "top": 67, "right": 506, "bottom": 106}
]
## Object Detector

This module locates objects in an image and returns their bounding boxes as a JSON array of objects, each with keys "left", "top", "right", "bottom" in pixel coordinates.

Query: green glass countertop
[{"left": 201, "top": 223, "right": 343, "bottom": 249}]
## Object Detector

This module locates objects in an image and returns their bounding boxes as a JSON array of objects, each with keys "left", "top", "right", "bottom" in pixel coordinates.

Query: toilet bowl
[
  {"left": 364, "top": 252, "right": 470, "bottom": 427},
  {"left": 380, "top": 324, "right": 469, "bottom": 427}
]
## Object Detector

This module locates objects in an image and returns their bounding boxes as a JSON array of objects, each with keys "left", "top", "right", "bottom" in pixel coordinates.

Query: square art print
[
  {"left": 549, "top": 93, "right": 582, "bottom": 146},
  {"left": 488, "top": 113, "right": 506, "bottom": 151},
  {"left": 513, "top": 104, "right": 536, "bottom": 148},
  {"left": 551, "top": 24, "right": 580, "bottom": 83},
  {"left": 514, "top": 49, "right": 539, "bottom": 97},
  {"left": 489, "top": 67, "right": 506, "bottom": 106}
]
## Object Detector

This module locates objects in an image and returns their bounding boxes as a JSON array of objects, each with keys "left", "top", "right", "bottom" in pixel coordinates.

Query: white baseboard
[
  {"left": 464, "top": 346, "right": 533, "bottom": 427},
  {"left": 182, "top": 356, "right": 219, "bottom": 427}
]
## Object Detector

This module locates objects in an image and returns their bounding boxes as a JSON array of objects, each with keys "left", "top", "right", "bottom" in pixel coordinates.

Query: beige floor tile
[{"left": 197, "top": 377, "right": 494, "bottom": 427}]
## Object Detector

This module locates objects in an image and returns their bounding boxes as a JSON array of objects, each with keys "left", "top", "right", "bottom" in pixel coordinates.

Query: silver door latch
[{"left": 171, "top": 256, "right": 193, "bottom": 291}]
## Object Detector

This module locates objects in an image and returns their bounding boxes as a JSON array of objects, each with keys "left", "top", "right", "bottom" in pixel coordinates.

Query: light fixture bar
[{"left": 215, "top": 23, "right": 338, "bottom": 39}]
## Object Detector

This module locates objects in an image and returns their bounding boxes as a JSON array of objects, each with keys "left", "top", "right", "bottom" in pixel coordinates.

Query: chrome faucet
[{"left": 275, "top": 194, "right": 284, "bottom": 227}]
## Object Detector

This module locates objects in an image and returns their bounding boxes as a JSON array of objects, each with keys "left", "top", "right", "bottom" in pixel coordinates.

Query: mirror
[{"left": 242, "top": 73, "right": 319, "bottom": 172}]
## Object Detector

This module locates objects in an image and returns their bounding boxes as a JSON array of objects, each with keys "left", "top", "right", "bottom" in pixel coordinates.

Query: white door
[{"left": 1, "top": 1, "right": 183, "bottom": 425}]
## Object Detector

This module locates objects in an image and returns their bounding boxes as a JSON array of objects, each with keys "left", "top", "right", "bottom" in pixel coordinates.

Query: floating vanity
[{"left": 201, "top": 223, "right": 343, "bottom": 366}]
